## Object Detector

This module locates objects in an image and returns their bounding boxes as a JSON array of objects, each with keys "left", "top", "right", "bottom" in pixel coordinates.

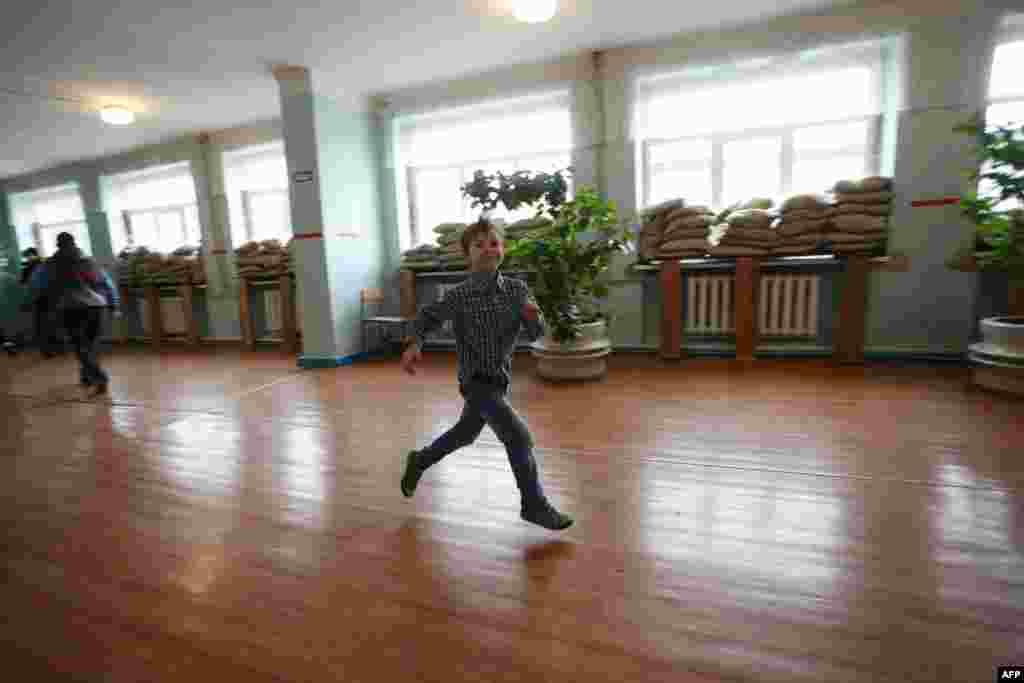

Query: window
[
  {"left": 7, "top": 183, "right": 91, "bottom": 257},
  {"left": 982, "top": 15, "right": 1024, "bottom": 211},
  {"left": 102, "top": 162, "right": 200, "bottom": 254},
  {"left": 633, "top": 40, "right": 887, "bottom": 209},
  {"left": 407, "top": 150, "right": 571, "bottom": 241},
  {"left": 222, "top": 141, "right": 292, "bottom": 246},
  {"left": 396, "top": 90, "right": 573, "bottom": 249},
  {"left": 123, "top": 204, "right": 200, "bottom": 255}
]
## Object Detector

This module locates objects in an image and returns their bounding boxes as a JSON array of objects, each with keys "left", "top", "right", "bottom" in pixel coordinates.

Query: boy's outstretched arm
[
  {"left": 519, "top": 285, "right": 546, "bottom": 343},
  {"left": 401, "top": 290, "right": 458, "bottom": 375}
]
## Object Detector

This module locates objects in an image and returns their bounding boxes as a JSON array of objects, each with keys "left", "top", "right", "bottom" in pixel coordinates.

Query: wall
[
  {"left": 314, "top": 93, "right": 387, "bottom": 358},
  {"left": 2, "top": 0, "right": 1021, "bottom": 357},
  {"left": 376, "top": 0, "right": 1021, "bottom": 355}
]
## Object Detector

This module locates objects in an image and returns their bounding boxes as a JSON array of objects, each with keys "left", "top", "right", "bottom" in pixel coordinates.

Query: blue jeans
[{"left": 416, "top": 378, "right": 546, "bottom": 508}]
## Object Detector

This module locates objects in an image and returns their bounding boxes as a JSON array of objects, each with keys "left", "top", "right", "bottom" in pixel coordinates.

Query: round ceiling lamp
[
  {"left": 512, "top": 0, "right": 557, "bottom": 23},
  {"left": 100, "top": 105, "right": 135, "bottom": 125}
]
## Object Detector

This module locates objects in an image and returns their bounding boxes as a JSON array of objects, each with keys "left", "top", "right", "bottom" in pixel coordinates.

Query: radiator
[
  {"left": 264, "top": 290, "right": 303, "bottom": 334},
  {"left": 265, "top": 290, "right": 283, "bottom": 333},
  {"left": 685, "top": 273, "right": 819, "bottom": 338},
  {"left": 433, "top": 284, "right": 458, "bottom": 337},
  {"left": 139, "top": 297, "right": 187, "bottom": 336}
]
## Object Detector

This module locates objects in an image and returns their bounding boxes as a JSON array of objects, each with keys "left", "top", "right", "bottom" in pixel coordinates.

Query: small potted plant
[
  {"left": 461, "top": 168, "right": 633, "bottom": 380},
  {"left": 947, "top": 114, "right": 1024, "bottom": 394}
]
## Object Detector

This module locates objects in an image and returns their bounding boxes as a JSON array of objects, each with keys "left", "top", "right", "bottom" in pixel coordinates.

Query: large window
[
  {"left": 981, "top": 15, "right": 1024, "bottom": 212},
  {"left": 395, "top": 90, "right": 573, "bottom": 249},
  {"left": 7, "top": 183, "right": 91, "bottom": 257},
  {"left": 987, "top": 16, "right": 1024, "bottom": 129},
  {"left": 633, "top": 41, "right": 887, "bottom": 209},
  {"left": 222, "top": 141, "right": 292, "bottom": 247},
  {"left": 102, "top": 162, "right": 200, "bottom": 255}
]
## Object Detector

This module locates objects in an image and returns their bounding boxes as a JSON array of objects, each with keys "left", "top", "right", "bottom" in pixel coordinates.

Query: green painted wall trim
[{"left": 297, "top": 351, "right": 375, "bottom": 369}]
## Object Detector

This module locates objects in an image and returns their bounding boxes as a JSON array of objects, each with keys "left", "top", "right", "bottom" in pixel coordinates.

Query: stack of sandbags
[
  {"left": 116, "top": 247, "right": 152, "bottom": 288},
  {"left": 504, "top": 215, "right": 552, "bottom": 243},
  {"left": 500, "top": 215, "right": 550, "bottom": 269},
  {"left": 637, "top": 199, "right": 685, "bottom": 260},
  {"left": 433, "top": 222, "right": 468, "bottom": 270},
  {"left": 170, "top": 246, "right": 206, "bottom": 285},
  {"left": 656, "top": 204, "right": 717, "bottom": 260},
  {"left": 772, "top": 194, "right": 834, "bottom": 256},
  {"left": 707, "top": 208, "right": 778, "bottom": 257},
  {"left": 235, "top": 239, "right": 292, "bottom": 278},
  {"left": 400, "top": 244, "right": 441, "bottom": 271},
  {"left": 139, "top": 252, "right": 170, "bottom": 285},
  {"left": 826, "top": 176, "right": 894, "bottom": 255}
]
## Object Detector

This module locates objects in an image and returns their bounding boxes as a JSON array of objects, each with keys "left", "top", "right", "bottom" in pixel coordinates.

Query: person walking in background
[
  {"left": 18, "top": 247, "right": 61, "bottom": 357},
  {"left": 29, "top": 233, "right": 120, "bottom": 395}
]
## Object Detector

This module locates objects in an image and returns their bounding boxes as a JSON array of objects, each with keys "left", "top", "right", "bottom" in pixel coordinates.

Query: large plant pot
[
  {"left": 969, "top": 316, "right": 1024, "bottom": 396},
  {"left": 530, "top": 319, "right": 611, "bottom": 381}
]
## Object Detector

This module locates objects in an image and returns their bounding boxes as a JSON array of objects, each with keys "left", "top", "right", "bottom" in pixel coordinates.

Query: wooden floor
[{"left": 1, "top": 345, "right": 1022, "bottom": 682}]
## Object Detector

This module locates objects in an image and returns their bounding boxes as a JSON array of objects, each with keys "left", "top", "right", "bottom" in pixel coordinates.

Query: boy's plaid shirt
[{"left": 410, "top": 271, "right": 545, "bottom": 388}]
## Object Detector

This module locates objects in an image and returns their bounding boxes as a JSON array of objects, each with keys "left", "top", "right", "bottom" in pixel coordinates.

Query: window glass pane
[
  {"left": 7, "top": 185, "right": 85, "bottom": 252},
  {"left": 248, "top": 191, "right": 292, "bottom": 243},
  {"left": 793, "top": 120, "right": 871, "bottom": 156},
  {"left": 648, "top": 138, "right": 713, "bottom": 168},
  {"left": 38, "top": 221, "right": 91, "bottom": 257},
  {"left": 641, "top": 66, "right": 876, "bottom": 139},
  {"left": 102, "top": 163, "right": 197, "bottom": 254},
  {"left": 989, "top": 40, "right": 1024, "bottom": 100},
  {"left": 406, "top": 109, "right": 571, "bottom": 166},
  {"left": 986, "top": 100, "right": 1024, "bottom": 129},
  {"left": 791, "top": 156, "right": 867, "bottom": 196},
  {"left": 15, "top": 224, "right": 35, "bottom": 253},
  {"left": 722, "top": 136, "right": 783, "bottom": 206},
  {"left": 647, "top": 168, "right": 713, "bottom": 207},
  {"left": 127, "top": 212, "right": 158, "bottom": 250},
  {"left": 156, "top": 210, "right": 185, "bottom": 253},
  {"left": 411, "top": 167, "right": 464, "bottom": 242},
  {"left": 184, "top": 204, "right": 202, "bottom": 246},
  {"left": 223, "top": 143, "right": 290, "bottom": 248}
]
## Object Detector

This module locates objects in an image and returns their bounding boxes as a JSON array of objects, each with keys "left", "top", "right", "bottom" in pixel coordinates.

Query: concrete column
[
  {"left": 75, "top": 171, "right": 115, "bottom": 273},
  {"left": 273, "top": 64, "right": 388, "bottom": 367},
  {"left": 866, "top": 11, "right": 1003, "bottom": 355},
  {"left": 273, "top": 65, "right": 341, "bottom": 365},
  {"left": 195, "top": 134, "right": 243, "bottom": 339},
  {"left": 571, "top": 51, "right": 604, "bottom": 196}
]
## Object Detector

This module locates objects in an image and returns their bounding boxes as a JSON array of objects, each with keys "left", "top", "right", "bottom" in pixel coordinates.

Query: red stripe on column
[
  {"left": 211, "top": 249, "right": 228, "bottom": 255},
  {"left": 292, "top": 232, "right": 324, "bottom": 240},
  {"left": 910, "top": 197, "right": 960, "bottom": 208}
]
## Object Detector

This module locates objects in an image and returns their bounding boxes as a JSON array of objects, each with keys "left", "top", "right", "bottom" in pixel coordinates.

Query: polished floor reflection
[{"left": 1, "top": 346, "right": 1022, "bottom": 682}]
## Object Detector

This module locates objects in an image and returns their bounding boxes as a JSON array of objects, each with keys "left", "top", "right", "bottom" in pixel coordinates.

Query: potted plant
[
  {"left": 947, "top": 114, "right": 1024, "bottom": 394},
  {"left": 461, "top": 168, "right": 634, "bottom": 380}
]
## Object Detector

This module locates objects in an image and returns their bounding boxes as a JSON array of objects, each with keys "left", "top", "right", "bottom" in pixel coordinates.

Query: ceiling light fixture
[
  {"left": 512, "top": 0, "right": 557, "bottom": 23},
  {"left": 100, "top": 105, "right": 135, "bottom": 125}
]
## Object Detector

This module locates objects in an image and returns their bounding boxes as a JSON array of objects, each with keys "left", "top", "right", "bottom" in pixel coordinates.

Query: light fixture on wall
[
  {"left": 100, "top": 105, "right": 135, "bottom": 125},
  {"left": 512, "top": 0, "right": 557, "bottom": 23}
]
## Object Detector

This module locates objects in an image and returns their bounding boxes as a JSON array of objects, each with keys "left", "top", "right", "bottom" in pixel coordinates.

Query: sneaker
[
  {"left": 521, "top": 502, "right": 573, "bottom": 531},
  {"left": 401, "top": 451, "right": 425, "bottom": 498}
]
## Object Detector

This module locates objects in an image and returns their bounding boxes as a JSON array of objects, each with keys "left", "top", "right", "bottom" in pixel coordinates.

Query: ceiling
[{"left": 0, "top": 0, "right": 842, "bottom": 182}]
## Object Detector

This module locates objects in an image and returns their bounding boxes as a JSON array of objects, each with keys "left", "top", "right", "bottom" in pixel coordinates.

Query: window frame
[
  {"left": 641, "top": 113, "right": 882, "bottom": 209},
  {"left": 122, "top": 202, "right": 199, "bottom": 252},
  {"left": 405, "top": 148, "right": 572, "bottom": 247},
  {"left": 240, "top": 187, "right": 291, "bottom": 244},
  {"left": 31, "top": 218, "right": 92, "bottom": 257}
]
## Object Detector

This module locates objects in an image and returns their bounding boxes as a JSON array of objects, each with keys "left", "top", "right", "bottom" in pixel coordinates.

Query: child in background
[
  {"left": 399, "top": 217, "right": 572, "bottom": 531},
  {"left": 29, "top": 233, "right": 120, "bottom": 395}
]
